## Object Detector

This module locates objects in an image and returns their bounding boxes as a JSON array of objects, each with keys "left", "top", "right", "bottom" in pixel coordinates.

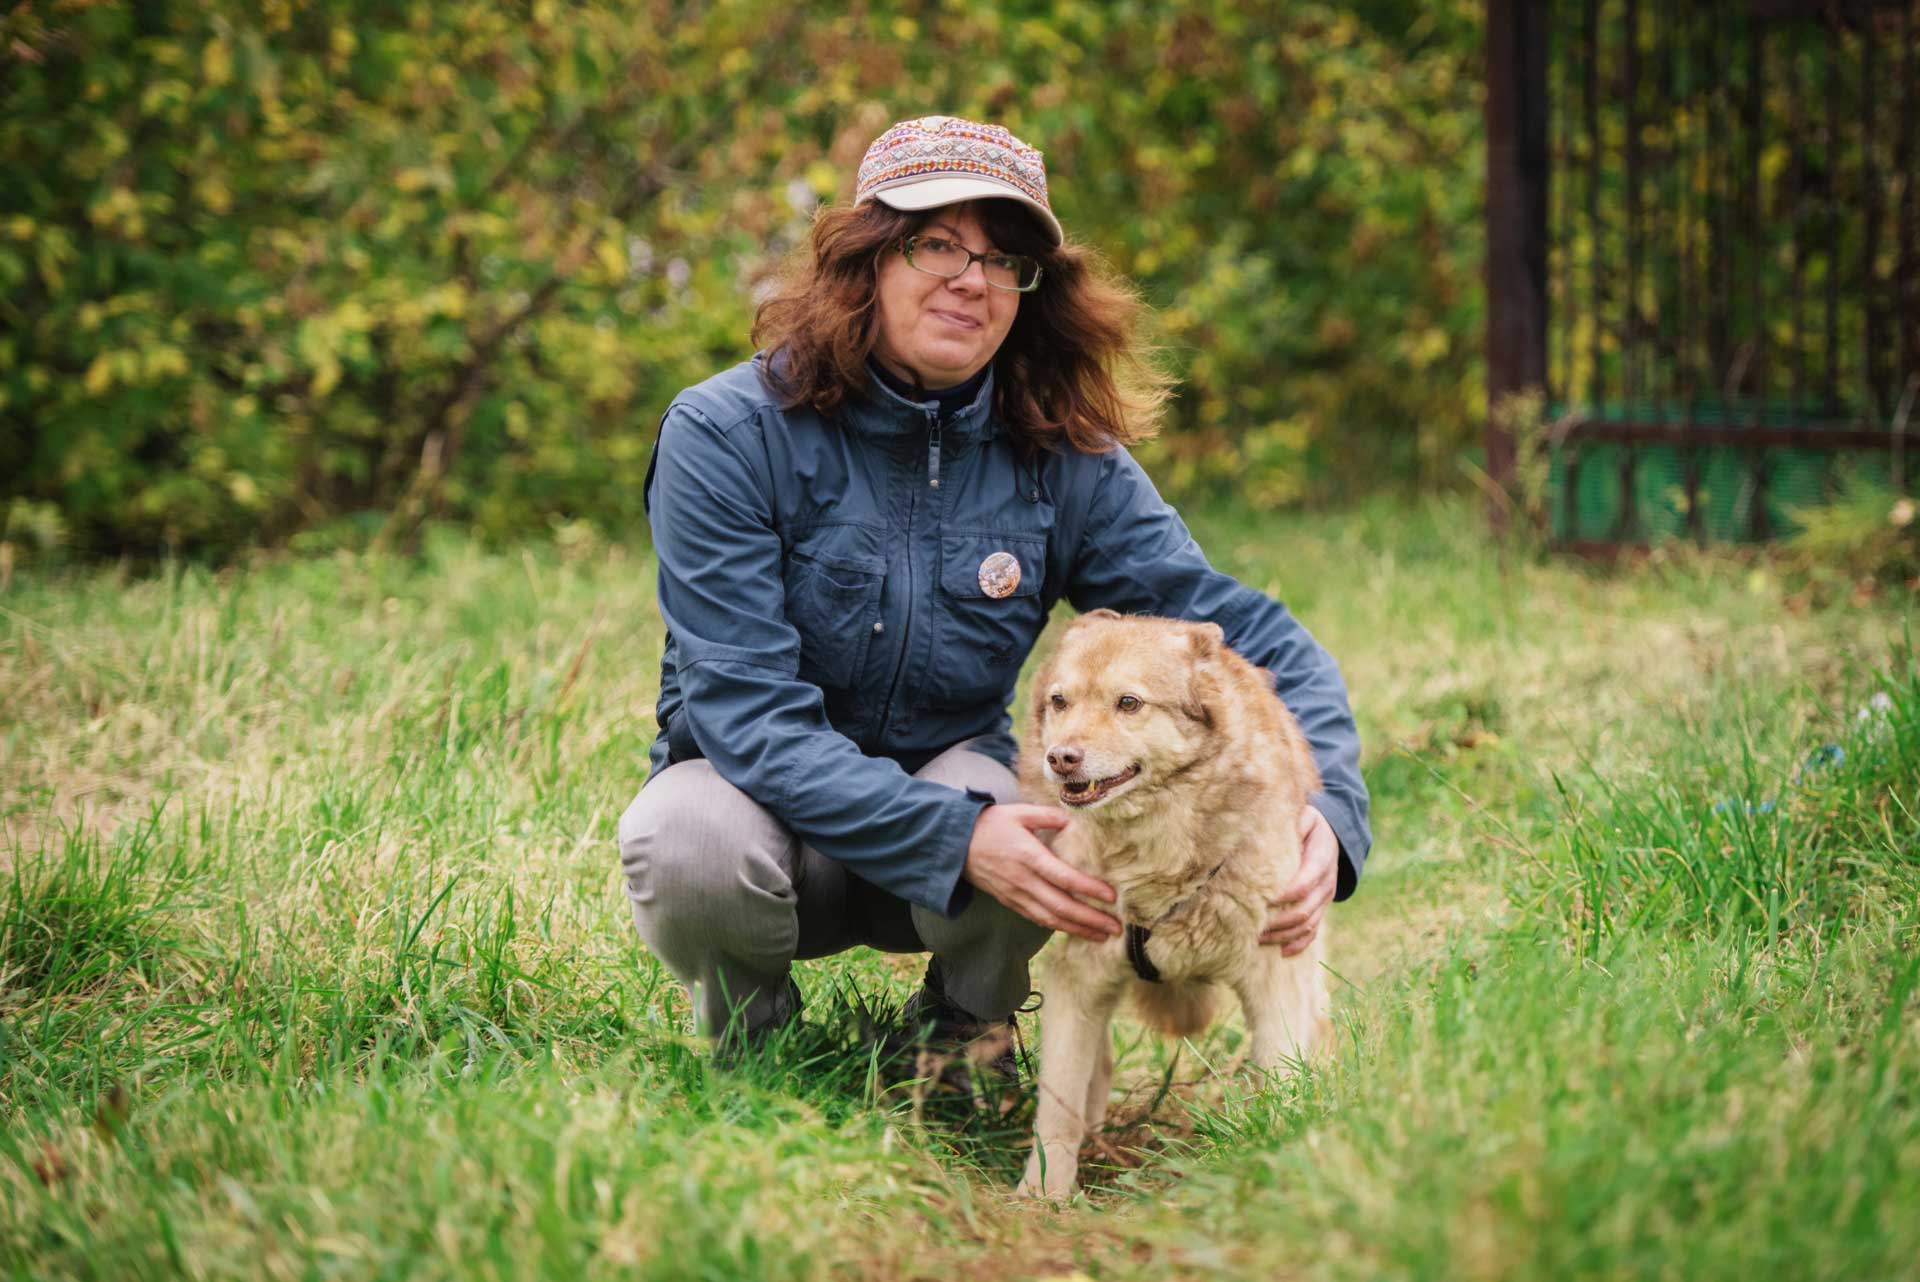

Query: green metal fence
[
  {"left": 1547, "top": 399, "right": 1911, "bottom": 545},
  {"left": 1530, "top": 1, "right": 1918, "bottom": 548}
]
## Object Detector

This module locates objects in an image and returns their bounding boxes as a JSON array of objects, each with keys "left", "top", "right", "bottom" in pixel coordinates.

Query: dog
[{"left": 1014, "top": 609, "right": 1332, "bottom": 1199}]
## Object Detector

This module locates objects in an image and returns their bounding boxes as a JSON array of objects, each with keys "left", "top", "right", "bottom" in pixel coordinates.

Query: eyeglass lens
[{"left": 907, "top": 237, "right": 1039, "bottom": 290}]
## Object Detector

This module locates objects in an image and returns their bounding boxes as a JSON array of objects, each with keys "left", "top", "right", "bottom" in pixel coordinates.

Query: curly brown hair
[{"left": 751, "top": 198, "right": 1169, "bottom": 453}]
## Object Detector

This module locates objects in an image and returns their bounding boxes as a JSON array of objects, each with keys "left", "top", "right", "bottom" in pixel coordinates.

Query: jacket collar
[{"left": 841, "top": 361, "right": 1001, "bottom": 443}]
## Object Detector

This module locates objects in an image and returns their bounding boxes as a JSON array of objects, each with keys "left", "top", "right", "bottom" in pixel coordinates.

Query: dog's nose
[{"left": 1047, "top": 744, "right": 1084, "bottom": 774}]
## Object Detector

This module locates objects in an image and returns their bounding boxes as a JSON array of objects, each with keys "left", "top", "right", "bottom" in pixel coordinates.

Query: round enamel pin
[{"left": 977, "top": 551, "right": 1022, "bottom": 598}]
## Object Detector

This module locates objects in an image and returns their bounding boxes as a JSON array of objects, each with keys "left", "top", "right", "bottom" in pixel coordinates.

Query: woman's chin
[
  {"left": 908, "top": 351, "right": 985, "bottom": 387},
  {"left": 910, "top": 334, "right": 991, "bottom": 374}
]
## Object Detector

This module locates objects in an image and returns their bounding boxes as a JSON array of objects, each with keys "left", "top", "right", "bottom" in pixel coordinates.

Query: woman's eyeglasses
[{"left": 898, "top": 235, "right": 1043, "bottom": 293}]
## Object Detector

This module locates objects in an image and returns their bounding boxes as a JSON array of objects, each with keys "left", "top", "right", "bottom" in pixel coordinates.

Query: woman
[{"left": 617, "top": 116, "right": 1369, "bottom": 1058}]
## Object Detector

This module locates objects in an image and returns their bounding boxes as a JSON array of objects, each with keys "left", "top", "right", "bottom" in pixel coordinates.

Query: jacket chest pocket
[
  {"left": 783, "top": 547, "right": 884, "bottom": 690},
  {"left": 927, "top": 532, "right": 1046, "bottom": 708}
]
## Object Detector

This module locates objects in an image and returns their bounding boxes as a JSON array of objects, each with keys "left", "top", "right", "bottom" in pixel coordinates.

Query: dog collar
[
  {"left": 1124, "top": 922, "right": 1163, "bottom": 983},
  {"left": 1122, "top": 860, "right": 1228, "bottom": 985}
]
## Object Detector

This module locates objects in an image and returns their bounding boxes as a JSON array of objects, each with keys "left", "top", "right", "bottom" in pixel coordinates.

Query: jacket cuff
[
  {"left": 929, "top": 786, "right": 998, "bottom": 920},
  {"left": 1309, "top": 790, "right": 1366, "bottom": 902}
]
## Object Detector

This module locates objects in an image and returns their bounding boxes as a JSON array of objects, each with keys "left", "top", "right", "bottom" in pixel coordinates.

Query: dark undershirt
[{"left": 868, "top": 358, "right": 989, "bottom": 421}]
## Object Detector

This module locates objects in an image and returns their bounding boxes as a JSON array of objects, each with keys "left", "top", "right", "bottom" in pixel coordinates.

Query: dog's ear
[
  {"left": 1181, "top": 623, "right": 1225, "bottom": 728},
  {"left": 1180, "top": 677, "right": 1218, "bottom": 730}
]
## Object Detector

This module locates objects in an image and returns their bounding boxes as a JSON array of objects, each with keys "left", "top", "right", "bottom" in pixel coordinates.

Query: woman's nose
[{"left": 946, "top": 258, "right": 988, "bottom": 295}]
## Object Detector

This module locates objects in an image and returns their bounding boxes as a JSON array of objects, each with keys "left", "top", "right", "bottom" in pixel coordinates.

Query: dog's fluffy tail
[{"left": 1129, "top": 980, "right": 1220, "bottom": 1039}]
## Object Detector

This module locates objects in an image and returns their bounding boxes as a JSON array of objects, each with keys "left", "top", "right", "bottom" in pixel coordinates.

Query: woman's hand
[
  {"left": 964, "top": 804, "right": 1121, "bottom": 941},
  {"left": 1262, "top": 804, "right": 1338, "bottom": 954}
]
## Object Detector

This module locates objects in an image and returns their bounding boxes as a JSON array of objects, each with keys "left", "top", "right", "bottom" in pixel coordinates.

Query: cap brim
[{"left": 865, "top": 176, "right": 1064, "bottom": 247}]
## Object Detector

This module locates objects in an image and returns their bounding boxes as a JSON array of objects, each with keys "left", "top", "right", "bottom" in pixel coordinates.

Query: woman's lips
[{"left": 930, "top": 309, "right": 982, "bottom": 331}]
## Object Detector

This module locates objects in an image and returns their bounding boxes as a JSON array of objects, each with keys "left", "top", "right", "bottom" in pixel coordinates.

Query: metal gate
[{"left": 1486, "top": 0, "right": 1918, "bottom": 545}]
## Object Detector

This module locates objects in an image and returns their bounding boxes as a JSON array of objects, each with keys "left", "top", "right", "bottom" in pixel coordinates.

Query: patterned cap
[{"left": 854, "top": 115, "right": 1063, "bottom": 247}]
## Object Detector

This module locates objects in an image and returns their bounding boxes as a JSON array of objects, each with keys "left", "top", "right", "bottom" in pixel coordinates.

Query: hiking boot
[{"left": 887, "top": 958, "right": 1031, "bottom": 1102}]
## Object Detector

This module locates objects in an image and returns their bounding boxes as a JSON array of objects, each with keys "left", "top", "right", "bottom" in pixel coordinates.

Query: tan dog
[{"left": 1015, "top": 610, "right": 1331, "bottom": 1199}]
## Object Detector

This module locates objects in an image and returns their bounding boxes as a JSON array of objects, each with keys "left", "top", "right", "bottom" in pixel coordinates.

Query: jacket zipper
[{"left": 869, "top": 409, "right": 941, "bottom": 750}]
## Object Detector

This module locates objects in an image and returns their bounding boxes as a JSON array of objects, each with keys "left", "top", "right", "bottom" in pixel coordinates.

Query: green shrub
[{"left": 0, "top": 0, "right": 1482, "bottom": 559}]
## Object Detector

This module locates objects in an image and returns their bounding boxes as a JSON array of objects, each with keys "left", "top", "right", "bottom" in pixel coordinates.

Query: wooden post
[{"left": 1485, "top": 0, "right": 1550, "bottom": 531}]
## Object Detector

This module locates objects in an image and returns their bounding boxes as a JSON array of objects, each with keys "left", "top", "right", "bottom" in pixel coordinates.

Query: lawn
[{"left": 3, "top": 497, "right": 1916, "bottom": 1281}]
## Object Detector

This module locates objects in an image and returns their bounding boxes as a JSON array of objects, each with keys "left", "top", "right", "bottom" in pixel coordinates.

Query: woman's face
[{"left": 872, "top": 204, "right": 1021, "bottom": 389}]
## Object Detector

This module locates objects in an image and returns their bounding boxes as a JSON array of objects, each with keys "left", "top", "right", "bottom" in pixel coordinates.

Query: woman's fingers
[
  {"left": 1264, "top": 905, "right": 1304, "bottom": 936},
  {"left": 1264, "top": 876, "right": 1334, "bottom": 936},
  {"left": 1263, "top": 884, "right": 1331, "bottom": 942},
  {"left": 1025, "top": 845, "right": 1120, "bottom": 933},
  {"left": 1022, "top": 879, "right": 1121, "bottom": 940},
  {"left": 1002, "top": 802, "right": 1075, "bottom": 835},
  {"left": 1272, "top": 804, "right": 1338, "bottom": 907},
  {"left": 1009, "top": 844, "right": 1120, "bottom": 938},
  {"left": 1032, "top": 846, "right": 1116, "bottom": 905},
  {"left": 1268, "top": 905, "right": 1327, "bottom": 954}
]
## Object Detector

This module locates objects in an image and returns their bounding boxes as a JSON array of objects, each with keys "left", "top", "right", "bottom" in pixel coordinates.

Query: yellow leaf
[
  {"left": 197, "top": 176, "right": 232, "bottom": 214},
  {"left": 83, "top": 353, "right": 114, "bottom": 396},
  {"left": 144, "top": 346, "right": 189, "bottom": 379},
  {"left": 202, "top": 38, "right": 232, "bottom": 87},
  {"left": 805, "top": 160, "right": 839, "bottom": 196},
  {"left": 1407, "top": 327, "right": 1449, "bottom": 370},
  {"left": 596, "top": 237, "right": 626, "bottom": 278}
]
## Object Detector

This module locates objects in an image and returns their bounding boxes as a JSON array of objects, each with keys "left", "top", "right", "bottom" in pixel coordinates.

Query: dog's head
[{"left": 1025, "top": 610, "right": 1227, "bottom": 816}]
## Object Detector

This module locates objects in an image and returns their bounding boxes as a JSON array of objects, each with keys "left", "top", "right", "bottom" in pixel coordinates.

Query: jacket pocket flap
[
  {"left": 939, "top": 534, "right": 1043, "bottom": 600},
  {"left": 790, "top": 546, "right": 884, "bottom": 591}
]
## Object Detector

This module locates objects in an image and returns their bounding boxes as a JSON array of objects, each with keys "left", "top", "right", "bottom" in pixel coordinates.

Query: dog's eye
[
  {"left": 1116, "top": 694, "right": 1142, "bottom": 713},
  {"left": 1049, "top": 692, "right": 1067, "bottom": 710}
]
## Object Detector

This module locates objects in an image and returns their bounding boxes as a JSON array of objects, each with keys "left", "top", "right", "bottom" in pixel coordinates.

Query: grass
[{"left": 1, "top": 494, "right": 1915, "bottom": 1280}]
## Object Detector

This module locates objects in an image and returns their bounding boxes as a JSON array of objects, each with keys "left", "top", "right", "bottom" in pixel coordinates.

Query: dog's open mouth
[{"left": 1059, "top": 764, "right": 1141, "bottom": 807}]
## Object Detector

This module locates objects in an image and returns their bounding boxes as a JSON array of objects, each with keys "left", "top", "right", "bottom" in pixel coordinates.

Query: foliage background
[{"left": 0, "top": 0, "right": 1484, "bottom": 559}]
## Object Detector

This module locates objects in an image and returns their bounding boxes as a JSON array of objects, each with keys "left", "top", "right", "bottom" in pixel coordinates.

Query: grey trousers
[{"left": 617, "top": 738, "right": 1051, "bottom": 1037}]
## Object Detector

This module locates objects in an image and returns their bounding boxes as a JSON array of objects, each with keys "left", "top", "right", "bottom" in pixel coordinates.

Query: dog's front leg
[
  {"left": 1082, "top": 1028, "right": 1115, "bottom": 1133},
  {"left": 1016, "top": 952, "right": 1122, "bottom": 1201},
  {"left": 1234, "top": 945, "right": 1323, "bottom": 1075}
]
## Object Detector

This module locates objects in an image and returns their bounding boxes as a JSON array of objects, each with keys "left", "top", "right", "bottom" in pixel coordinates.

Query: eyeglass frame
[{"left": 896, "top": 234, "right": 1044, "bottom": 293}]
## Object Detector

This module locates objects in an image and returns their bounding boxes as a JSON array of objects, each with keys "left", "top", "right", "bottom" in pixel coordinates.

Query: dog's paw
[
  {"left": 1015, "top": 1150, "right": 1078, "bottom": 1201},
  {"left": 1013, "top": 1174, "right": 1074, "bottom": 1202}
]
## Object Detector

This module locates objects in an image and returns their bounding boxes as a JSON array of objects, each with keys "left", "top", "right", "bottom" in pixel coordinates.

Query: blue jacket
[{"left": 643, "top": 355, "right": 1370, "bottom": 918}]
